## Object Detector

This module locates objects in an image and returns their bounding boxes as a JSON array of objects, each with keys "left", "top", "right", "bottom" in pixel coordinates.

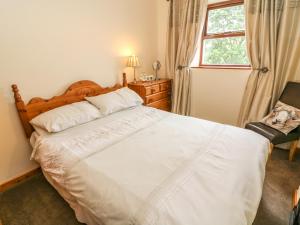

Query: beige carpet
[
  {"left": 0, "top": 148, "right": 299, "bottom": 225},
  {"left": 253, "top": 148, "right": 300, "bottom": 225}
]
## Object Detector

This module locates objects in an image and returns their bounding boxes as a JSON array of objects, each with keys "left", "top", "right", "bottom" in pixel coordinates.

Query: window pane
[
  {"left": 202, "top": 37, "right": 249, "bottom": 65},
  {"left": 207, "top": 5, "right": 245, "bottom": 34}
]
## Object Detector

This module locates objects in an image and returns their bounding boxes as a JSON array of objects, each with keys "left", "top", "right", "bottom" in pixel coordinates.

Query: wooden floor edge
[{"left": 0, "top": 167, "right": 41, "bottom": 193}]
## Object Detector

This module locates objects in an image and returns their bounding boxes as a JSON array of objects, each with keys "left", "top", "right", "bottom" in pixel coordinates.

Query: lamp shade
[{"left": 127, "top": 55, "right": 140, "bottom": 68}]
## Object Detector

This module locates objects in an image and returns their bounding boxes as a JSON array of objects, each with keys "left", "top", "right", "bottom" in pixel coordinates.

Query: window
[{"left": 199, "top": 0, "right": 250, "bottom": 68}]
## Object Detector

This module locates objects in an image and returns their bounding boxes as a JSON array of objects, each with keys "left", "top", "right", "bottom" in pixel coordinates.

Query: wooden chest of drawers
[{"left": 128, "top": 79, "right": 172, "bottom": 112}]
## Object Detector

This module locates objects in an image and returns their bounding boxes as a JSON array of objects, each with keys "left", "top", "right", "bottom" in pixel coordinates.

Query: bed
[{"left": 12, "top": 73, "right": 270, "bottom": 225}]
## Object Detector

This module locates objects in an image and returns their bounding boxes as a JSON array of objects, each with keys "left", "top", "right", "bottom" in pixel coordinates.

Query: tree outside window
[{"left": 200, "top": 0, "right": 250, "bottom": 68}]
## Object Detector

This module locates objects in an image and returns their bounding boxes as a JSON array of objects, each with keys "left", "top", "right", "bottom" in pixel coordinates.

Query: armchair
[{"left": 246, "top": 82, "right": 300, "bottom": 161}]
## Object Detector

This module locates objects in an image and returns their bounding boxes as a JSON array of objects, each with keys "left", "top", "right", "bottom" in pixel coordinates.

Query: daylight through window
[{"left": 200, "top": 0, "right": 250, "bottom": 68}]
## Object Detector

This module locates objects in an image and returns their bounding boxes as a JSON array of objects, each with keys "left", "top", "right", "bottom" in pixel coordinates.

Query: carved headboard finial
[
  {"left": 12, "top": 84, "right": 24, "bottom": 103},
  {"left": 11, "top": 84, "right": 33, "bottom": 138},
  {"left": 123, "top": 73, "right": 128, "bottom": 87}
]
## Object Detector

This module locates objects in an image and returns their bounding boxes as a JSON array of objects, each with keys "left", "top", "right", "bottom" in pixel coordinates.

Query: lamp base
[{"left": 133, "top": 68, "right": 137, "bottom": 83}]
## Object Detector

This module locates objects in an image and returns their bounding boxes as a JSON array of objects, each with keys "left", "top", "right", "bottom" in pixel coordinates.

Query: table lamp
[{"left": 127, "top": 55, "right": 140, "bottom": 83}]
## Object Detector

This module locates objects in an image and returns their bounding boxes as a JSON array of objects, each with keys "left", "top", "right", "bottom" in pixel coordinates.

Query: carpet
[
  {"left": 253, "top": 148, "right": 300, "bottom": 225},
  {"left": 0, "top": 173, "right": 83, "bottom": 225},
  {"left": 0, "top": 149, "right": 299, "bottom": 225}
]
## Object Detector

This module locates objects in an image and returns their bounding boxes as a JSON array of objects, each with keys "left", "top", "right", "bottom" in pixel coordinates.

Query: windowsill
[{"left": 192, "top": 65, "right": 252, "bottom": 70}]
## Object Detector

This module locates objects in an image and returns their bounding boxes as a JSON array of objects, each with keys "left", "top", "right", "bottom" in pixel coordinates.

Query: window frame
[{"left": 198, "top": 0, "right": 251, "bottom": 69}]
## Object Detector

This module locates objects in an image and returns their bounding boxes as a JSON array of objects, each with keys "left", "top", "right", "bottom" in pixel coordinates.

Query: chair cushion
[
  {"left": 246, "top": 122, "right": 300, "bottom": 145},
  {"left": 260, "top": 101, "right": 300, "bottom": 135}
]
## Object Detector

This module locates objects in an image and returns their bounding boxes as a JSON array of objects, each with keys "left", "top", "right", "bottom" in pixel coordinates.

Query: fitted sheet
[{"left": 31, "top": 106, "right": 269, "bottom": 225}]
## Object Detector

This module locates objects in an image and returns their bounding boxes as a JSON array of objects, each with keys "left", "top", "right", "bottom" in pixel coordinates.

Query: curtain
[
  {"left": 166, "top": 0, "right": 207, "bottom": 115},
  {"left": 238, "top": 0, "right": 300, "bottom": 127}
]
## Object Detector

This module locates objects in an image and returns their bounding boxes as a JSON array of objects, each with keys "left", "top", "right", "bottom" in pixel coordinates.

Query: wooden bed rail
[{"left": 12, "top": 73, "right": 128, "bottom": 138}]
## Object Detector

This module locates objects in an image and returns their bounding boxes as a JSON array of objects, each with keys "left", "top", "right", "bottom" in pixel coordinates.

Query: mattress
[{"left": 30, "top": 106, "right": 270, "bottom": 225}]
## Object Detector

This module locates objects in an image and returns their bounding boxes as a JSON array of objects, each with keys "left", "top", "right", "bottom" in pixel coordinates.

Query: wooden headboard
[{"left": 12, "top": 73, "right": 128, "bottom": 138}]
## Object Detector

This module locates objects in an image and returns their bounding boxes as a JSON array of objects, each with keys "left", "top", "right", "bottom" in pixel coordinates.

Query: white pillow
[
  {"left": 32, "top": 125, "right": 49, "bottom": 136},
  {"left": 116, "top": 87, "right": 144, "bottom": 107},
  {"left": 85, "top": 91, "right": 129, "bottom": 116},
  {"left": 30, "top": 101, "right": 101, "bottom": 133}
]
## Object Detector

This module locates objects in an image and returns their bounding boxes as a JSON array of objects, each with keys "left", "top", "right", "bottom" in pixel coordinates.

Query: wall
[
  {"left": 190, "top": 69, "right": 250, "bottom": 125},
  {"left": 0, "top": 0, "right": 158, "bottom": 184},
  {"left": 156, "top": 0, "right": 169, "bottom": 76}
]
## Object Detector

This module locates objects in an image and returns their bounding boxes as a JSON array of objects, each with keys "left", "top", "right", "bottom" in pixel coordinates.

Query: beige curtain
[
  {"left": 166, "top": 0, "right": 207, "bottom": 115},
  {"left": 238, "top": 0, "right": 300, "bottom": 127}
]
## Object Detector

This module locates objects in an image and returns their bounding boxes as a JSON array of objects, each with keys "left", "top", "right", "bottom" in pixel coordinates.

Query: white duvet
[{"left": 31, "top": 106, "right": 269, "bottom": 225}]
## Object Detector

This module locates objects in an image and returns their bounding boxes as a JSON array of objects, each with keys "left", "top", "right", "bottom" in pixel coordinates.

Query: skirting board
[{"left": 0, "top": 167, "right": 41, "bottom": 193}]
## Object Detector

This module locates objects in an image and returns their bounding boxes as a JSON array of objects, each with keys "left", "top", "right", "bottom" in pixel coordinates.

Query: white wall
[
  {"left": 190, "top": 69, "right": 250, "bottom": 125},
  {"left": 156, "top": 0, "right": 169, "bottom": 77},
  {"left": 0, "top": 0, "right": 158, "bottom": 184}
]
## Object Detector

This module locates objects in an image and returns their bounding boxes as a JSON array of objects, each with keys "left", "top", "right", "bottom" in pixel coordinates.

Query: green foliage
[
  {"left": 203, "top": 5, "right": 249, "bottom": 65},
  {"left": 207, "top": 5, "right": 245, "bottom": 34},
  {"left": 203, "top": 37, "right": 249, "bottom": 65}
]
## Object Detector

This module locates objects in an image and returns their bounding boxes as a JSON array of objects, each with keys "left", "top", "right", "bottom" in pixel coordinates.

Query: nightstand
[{"left": 128, "top": 79, "right": 172, "bottom": 112}]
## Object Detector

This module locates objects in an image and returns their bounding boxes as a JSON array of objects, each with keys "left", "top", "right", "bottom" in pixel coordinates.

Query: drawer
[
  {"left": 160, "top": 82, "right": 171, "bottom": 92},
  {"left": 145, "top": 91, "right": 170, "bottom": 104},
  {"left": 144, "top": 84, "right": 160, "bottom": 96},
  {"left": 147, "top": 98, "right": 171, "bottom": 111}
]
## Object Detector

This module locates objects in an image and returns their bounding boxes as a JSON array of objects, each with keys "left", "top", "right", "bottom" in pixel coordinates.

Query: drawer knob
[{"left": 151, "top": 88, "right": 156, "bottom": 94}]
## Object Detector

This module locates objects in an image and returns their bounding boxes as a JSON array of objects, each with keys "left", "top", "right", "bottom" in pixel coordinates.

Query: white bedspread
[{"left": 31, "top": 106, "right": 269, "bottom": 225}]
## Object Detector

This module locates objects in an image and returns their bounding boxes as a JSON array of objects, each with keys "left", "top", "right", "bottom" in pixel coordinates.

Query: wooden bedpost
[
  {"left": 123, "top": 73, "right": 128, "bottom": 87},
  {"left": 12, "top": 84, "right": 23, "bottom": 103},
  {"left": 11, "top": 84, "right": 33, "bottom": 138}
]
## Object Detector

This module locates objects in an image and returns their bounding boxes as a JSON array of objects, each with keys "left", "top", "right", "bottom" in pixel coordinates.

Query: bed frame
[{"left": 12, "top": 73, "right": 128, "bottom": 138}]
